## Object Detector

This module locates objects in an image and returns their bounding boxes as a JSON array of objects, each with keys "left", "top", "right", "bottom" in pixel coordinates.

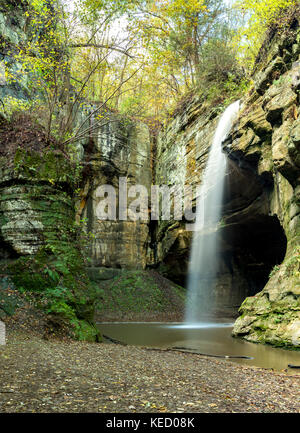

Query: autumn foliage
[{"left": 1, "top": 0, "right": 299, "bottom": 136}]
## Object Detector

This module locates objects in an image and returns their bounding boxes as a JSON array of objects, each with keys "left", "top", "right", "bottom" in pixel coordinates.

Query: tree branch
[{"left": 69, "top": 43, "right": 135, "bottom": 58}]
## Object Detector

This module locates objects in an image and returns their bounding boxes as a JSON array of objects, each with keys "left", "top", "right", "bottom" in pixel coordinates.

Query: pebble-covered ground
[{"left": 0, "top": 330, "right": 299, "bottom": 413}]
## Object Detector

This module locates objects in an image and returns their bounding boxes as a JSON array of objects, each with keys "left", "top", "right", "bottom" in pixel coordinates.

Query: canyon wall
[
  {"left": 77, "top": 115, "right": 152, "bottom": 270},
  {"left": 154, "top": 16, "right": 300, "bottom": 345},
  {"left": 154, "top": 98, "right": 269, "bottom": 318},
  {"left": 228, "top": 25, "right": 300, "bottom": 347},
  {"left": 0, "top": 2, "right": 299, "bottom": 346}
]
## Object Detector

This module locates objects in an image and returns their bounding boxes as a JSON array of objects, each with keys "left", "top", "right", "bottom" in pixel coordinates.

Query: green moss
[
  {"left": 0, "top": 277, "right": 22, "bottom": 318},
  {"left": 5, "top": 244, "right": 101, "bottom": 341},
  {"left": 269, "top": 264, "right": 280, "bottom": 278},
  {"left": 94, "top": 269, "right": 186, "bottom": 317},
  {"left": 235, "top": 309, "right": 300, "bottom": 350},
  {"left": 71, "top": 319, "right": 102, "bottom": 342},
  {"left": 284, "top": 246, "right": 300, "bottom": 278},
  {"left": 47, "top": 299, "right": 101, "bottom": 342},
  {"left": 0, "top": 173, "right": 100, "bottom": 341},
  {"left": 13, "top": 148, "right": 78, "bottom": 187},
  {"left": 0, "top": 212, "right": 7, "bottom": 228}
]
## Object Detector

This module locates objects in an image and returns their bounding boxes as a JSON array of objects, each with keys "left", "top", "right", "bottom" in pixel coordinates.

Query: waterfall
[{"left": 185, "top": 100, "right": 240, "bottom": 324}]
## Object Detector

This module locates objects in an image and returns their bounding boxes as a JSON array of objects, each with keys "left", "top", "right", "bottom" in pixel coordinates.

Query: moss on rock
[
  {"left": 3, "top": 239, "right": 102, "bottom": 341},
  {"left": 0, "top": 115, "right": 101, "bottom": 342},
  {"left": 91, "top": 268, "right": 186, "bottom": 322},
  {"left": 233, "top": 246, "right": 300, "bottom": 349}
]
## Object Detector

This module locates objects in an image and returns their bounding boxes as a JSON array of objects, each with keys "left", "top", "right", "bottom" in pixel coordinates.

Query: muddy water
[{"left": 97, "top": 322, "right": 300, "bottom": 374}]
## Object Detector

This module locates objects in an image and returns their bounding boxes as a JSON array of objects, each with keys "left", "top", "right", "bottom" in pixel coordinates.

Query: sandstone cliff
[
  {"left": 228, "top": 20, "right": 300, "bottom": 347},
  {"left": 77, "top": 113, "right": 152, "bottom": 270},
  {"left": 154, "top": 12, "right": 300, "bottom": 346},
  {"left": 0, "top": 2, "right": 299, "bottom": 347}
]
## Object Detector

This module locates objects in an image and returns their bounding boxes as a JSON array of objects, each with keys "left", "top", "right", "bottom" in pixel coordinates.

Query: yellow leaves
[
  {"left": 29, "top": 0, "right": 56, "bottom": 16},
  {"left": 0, "top": 96, "right": 33, "bottom": 119},
  {"left": 234, "top": 0, "right": 298, "bottom": 70},
  {"left": 140, "top": 400, "right": 167, "bottom": 411},
  {"left": 164, "top": 0, "right": 206, "bottom": 20},
  {"left": 236, "top": 0, "right": 296, "bottom": 24}
]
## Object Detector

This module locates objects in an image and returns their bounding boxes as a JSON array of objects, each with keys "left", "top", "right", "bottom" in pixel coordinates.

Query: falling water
[{"left": 185, "top": 100, "right": 240, "bottom": 324}]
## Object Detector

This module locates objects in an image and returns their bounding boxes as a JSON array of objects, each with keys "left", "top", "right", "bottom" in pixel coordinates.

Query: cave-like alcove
[
  {"left": 220, "top": 214, "right": 287, "bottom": 298},
  {"left": 214, "top": 157, "right": 288, "bottom": 315},
  {"left": 244, "top": 215, "right": 288, "bottom": 295},
  {"left": 0, "top": 239, "right": 19, "bottom": 262}
]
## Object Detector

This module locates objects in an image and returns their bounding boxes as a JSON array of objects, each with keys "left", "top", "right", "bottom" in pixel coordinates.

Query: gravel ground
[{"left": 0, "top": 330, "right": 299, "bottom": 413}]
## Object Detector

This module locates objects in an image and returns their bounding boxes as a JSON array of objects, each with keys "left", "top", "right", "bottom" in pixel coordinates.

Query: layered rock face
[
  {"left": 75, "top": 18, "right": 300, "bottom": 338},
  {"left": 228, "top": 24, "right": 300, "bottom": 347},
  {"left": 0, "top": 115, "right": 101, "bottom": 341},
  {"left": 154, "top": 100, "right": 218, "bottom": 282},
  {"left": 153, "top": 99, "right": 281, "bottom": 318},
  {"left": 0, "top": 2, "right": 299, "bottom": 346},
  {"left": 77, "top": 114, "right": 152, "bottom": 269},
  {"left": 0, "top": 149, "right": 74, "bottom": 258},
  {"left": 154, "top": 16, "right": 300, "bottom": 345}
]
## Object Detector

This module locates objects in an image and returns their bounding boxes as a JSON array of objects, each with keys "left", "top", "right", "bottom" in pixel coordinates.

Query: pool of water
[{"left": 97, "top": 322, "right": 300, "bottom": 374}]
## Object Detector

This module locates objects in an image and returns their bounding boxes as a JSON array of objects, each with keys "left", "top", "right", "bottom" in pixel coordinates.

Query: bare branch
[
  {"left": 69, "top": 43, "right": 135, "bottom": 58},
  {"left": 62, "top": 50, "right": 112, "bottom": 135},
  {"left": 63, "top": 64, "right": 144, "bottom": 145}
]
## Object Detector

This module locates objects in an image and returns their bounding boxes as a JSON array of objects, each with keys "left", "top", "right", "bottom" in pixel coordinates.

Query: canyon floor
[{"left": 0, "top": 328, "right": 299, "bottom": 414}]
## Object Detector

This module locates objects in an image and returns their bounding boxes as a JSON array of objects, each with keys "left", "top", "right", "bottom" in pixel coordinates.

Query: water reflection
[{"left": 97, "top": 322, "right": 300, "bottom": 374}]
